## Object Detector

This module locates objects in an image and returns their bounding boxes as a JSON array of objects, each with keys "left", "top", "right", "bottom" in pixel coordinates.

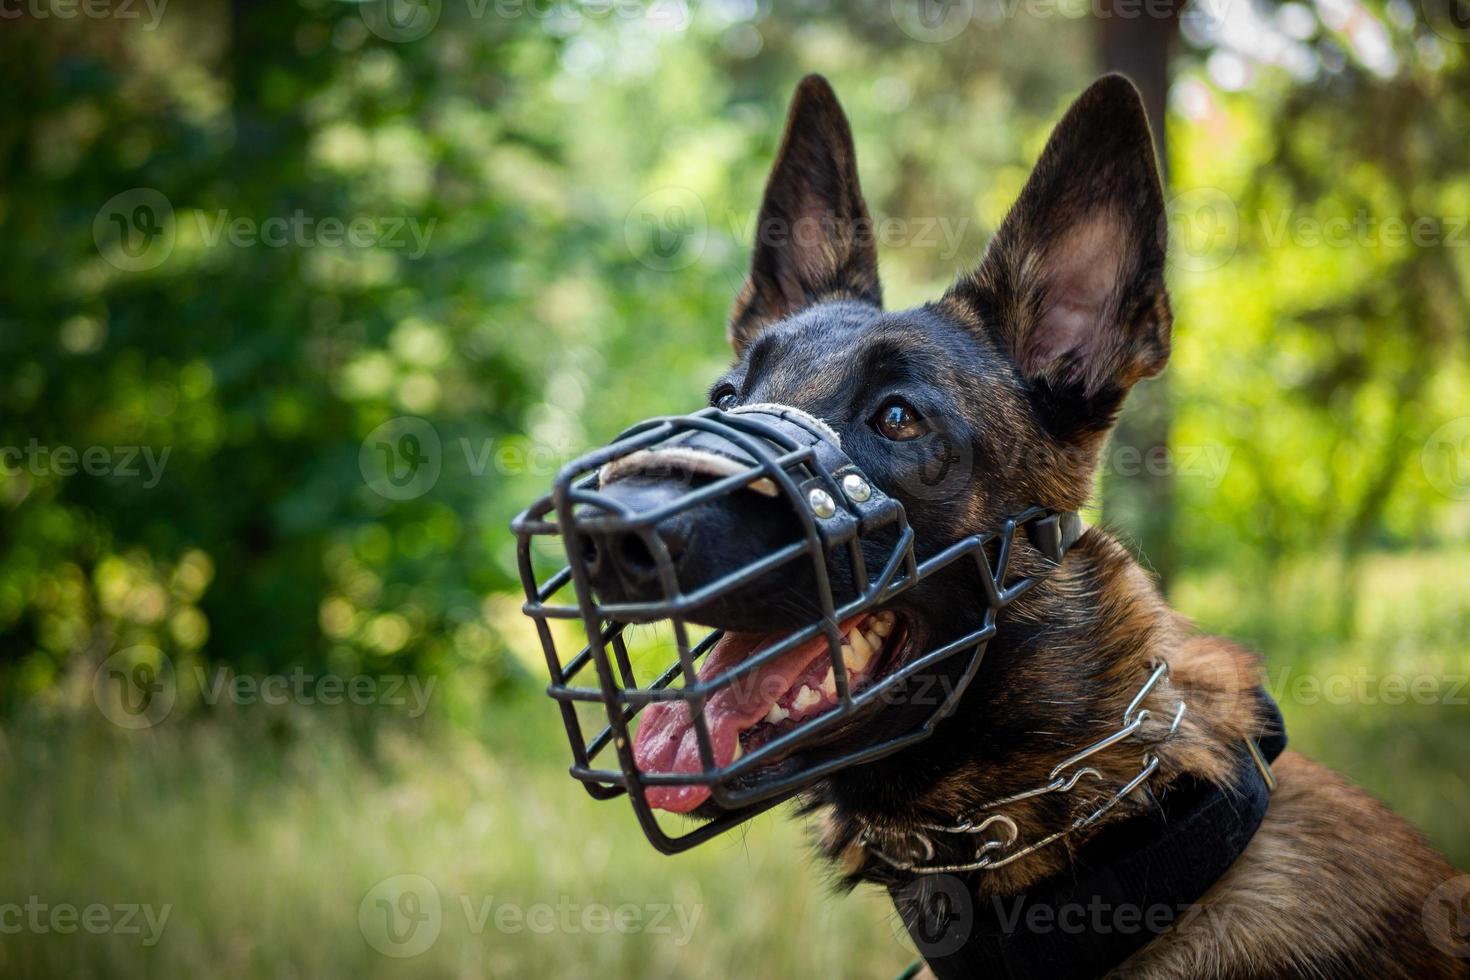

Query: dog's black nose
[{"left": 580, "top": 477, "right": 697, "bottom": 597}]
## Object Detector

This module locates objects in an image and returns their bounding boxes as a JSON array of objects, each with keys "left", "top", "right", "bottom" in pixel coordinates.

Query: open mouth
[{"left": 631, "top": 609, "right": 910, "bottom": 813}]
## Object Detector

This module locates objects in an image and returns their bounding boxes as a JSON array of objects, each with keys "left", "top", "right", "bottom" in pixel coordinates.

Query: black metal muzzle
[{"left": 511, "top": 404, "right": 1080, "bottom": 853}]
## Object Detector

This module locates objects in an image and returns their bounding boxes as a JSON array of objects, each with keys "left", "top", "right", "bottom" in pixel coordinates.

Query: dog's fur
[{"left": 621, "top": 74, "right": 1467, "bottom": 977}]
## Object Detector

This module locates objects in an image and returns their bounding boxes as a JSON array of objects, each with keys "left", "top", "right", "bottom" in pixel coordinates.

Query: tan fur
[
  {"left": 1114, "top": 751, "right": 1469, "bottom": 979},
  {"left": 725, "top": 73, "right": 1464, "bottom": 978},
  {"left": 827, "top": 528, "right": 1466, "bottom": 976}
]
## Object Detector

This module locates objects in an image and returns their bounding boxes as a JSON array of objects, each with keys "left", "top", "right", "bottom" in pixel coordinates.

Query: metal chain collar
[{"left": 860, "top": 662, "right": 1186, "bottom": 875}]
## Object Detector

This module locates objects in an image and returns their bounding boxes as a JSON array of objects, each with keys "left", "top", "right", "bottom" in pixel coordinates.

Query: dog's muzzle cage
[{"left": 511, "top": 404, "right": 1080, "bottom": 854}]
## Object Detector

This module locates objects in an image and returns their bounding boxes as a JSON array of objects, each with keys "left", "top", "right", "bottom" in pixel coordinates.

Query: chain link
[{"left": 861, "top": 663, "right": 1186, "bottom": 874}]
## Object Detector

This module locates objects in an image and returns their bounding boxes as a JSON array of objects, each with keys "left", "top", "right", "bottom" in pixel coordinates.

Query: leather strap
[{"left": 892, "top": 690, "right": 1287, "bottom": 980}]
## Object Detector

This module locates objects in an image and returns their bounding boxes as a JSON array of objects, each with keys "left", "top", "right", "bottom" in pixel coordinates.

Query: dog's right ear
[
  {"left": 947, "top": 75, "right": 1170, "bottom": 434},
  {"left": 728, "top": 75, "right": 882, "bottom": 354}
]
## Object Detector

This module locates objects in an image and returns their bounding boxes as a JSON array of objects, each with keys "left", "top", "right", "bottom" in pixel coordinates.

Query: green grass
[
  {"left": 0, "top": 697, "right": 914, "bottom": 979},
  {"left": 1174, "top": 547, "right": 1470, "bottom": 866},
  {"left": 0, "top": 548, "right": 1465, "bottom": 978}
]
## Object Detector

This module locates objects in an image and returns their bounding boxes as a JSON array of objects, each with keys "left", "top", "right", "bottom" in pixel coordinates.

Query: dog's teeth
[
  {"left": 872, "top": 612, "right": 895, "bottom": 638},
  {"left": 845, "top": 630, "right": 874, "bottom": 672},
  {"left": 764, "top": 703, "right": 789, "bottom": 725},
  {"left": 863, "top": 630, "right": 881, "bottom": 650},
  {"left": 731, "top": 740, "right": 743, "bottom": 760},
  {"left": 820, "top": 667, "right": 836, "bottom": 698},
  {"left": 792, "top": 686, "right": 821, "bottom": 711}
]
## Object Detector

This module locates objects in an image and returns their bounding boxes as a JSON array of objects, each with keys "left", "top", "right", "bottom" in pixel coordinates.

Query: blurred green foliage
[
  {"left": 3, "top": 1, "right": 1463, "bottom": 706},
  {"left": 0, "top": 0, "right": 1467, "bottom": 974}
]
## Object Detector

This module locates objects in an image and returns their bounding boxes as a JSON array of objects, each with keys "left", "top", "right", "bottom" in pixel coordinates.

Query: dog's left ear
[
  {"left": 728, "top": 74, "right": 882, "bottom": 353},
  {"left": 948, "top": 74, "right": 1170, "bottom": 424}
]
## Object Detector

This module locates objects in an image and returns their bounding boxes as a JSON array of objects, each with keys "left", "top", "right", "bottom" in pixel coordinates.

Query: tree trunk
[{"left": 1096, "top": 13, "right": 1179, "bottom": 588}]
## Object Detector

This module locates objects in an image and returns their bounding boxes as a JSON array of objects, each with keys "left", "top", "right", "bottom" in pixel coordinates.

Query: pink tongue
[{"left": 631, "top": 617, "right": 860, "bottom": 813}]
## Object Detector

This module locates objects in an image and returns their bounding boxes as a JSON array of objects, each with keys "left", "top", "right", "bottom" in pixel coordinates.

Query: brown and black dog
[{"left": 602, "top": 74, "right": 1467, "bottom": 977}]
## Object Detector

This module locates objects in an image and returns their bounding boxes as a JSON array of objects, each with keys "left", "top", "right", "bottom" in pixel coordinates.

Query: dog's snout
[
  {"left": 578, "top": 454, "right": 819, "bottom": 628},
  {"left": 583, "top": 513, "right": 692, "bottom": 587},
  {"left": 581, "top": 476, "right": 698, "bottom": 598}
]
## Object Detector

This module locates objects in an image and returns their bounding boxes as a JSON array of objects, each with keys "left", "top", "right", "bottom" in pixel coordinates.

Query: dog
[{"left": 577, "top": 74, "right": 1468, "bottom": 978}]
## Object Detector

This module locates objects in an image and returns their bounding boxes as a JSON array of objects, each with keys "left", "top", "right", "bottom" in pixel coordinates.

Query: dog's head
[{"left": 583, "top": 74, "right": 1171, "bottom": 819}]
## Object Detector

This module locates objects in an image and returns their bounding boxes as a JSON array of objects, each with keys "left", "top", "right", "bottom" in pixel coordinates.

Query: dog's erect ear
[
  {"left": 948, "top": 74, "right": 1170, "bottom": 416},
  {"left": 728, "top": 75, "right": 882, "bottom": 353}
]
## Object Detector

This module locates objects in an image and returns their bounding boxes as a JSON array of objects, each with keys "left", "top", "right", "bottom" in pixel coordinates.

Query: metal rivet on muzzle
[
  {"left": 842, "top": 473, "right": 872, "bottom": 503},
  {"left": 808, "top": 487, "right": 837, "bottom": 519}
]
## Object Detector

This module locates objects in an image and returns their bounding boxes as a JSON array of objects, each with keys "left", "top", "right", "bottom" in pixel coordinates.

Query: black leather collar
[{"left": 890, "top": 690, "right": 1287, "bottom": 980}]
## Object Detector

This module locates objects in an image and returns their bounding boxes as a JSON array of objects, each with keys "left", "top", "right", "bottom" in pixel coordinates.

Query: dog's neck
[{"left": 813, "top": 527, "right": 1262, "bottom": 896}]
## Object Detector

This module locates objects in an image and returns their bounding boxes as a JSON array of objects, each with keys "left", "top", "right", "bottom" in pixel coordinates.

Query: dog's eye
[
  {"left": 873, "top": 400, "right": 926, "bottom": 441},
  {"left": 712, "top": 387, "right": 738, "bottom": 411}
]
